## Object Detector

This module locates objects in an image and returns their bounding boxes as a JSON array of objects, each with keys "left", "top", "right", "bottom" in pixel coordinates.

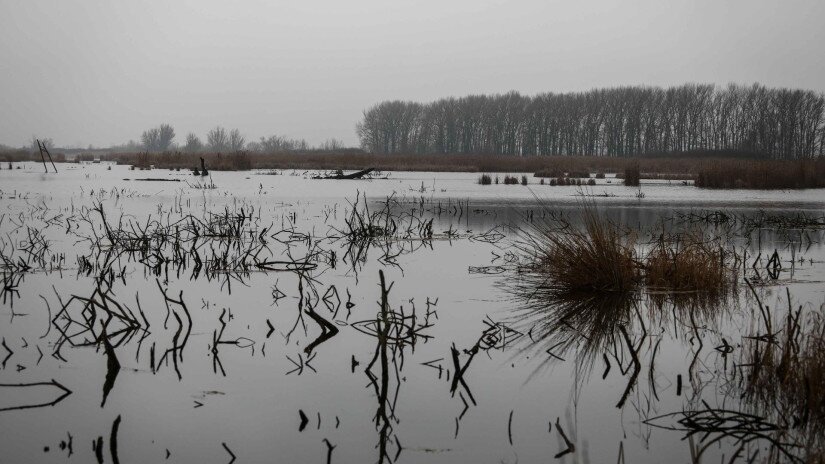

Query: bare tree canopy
[
  {"left": 206, "top": 126, "right": 228, "bottom": 152},
  {"left": 141, "top": 123, "right": 175, "bottom": 152},
  {"left": 247, "top": 134, "right": 310, "bottom": 153},
  {"left": 184, "top": 133, "right": 203, "bottom": 152},
  {"left": 228, "top": 129, "right": 245, "bottom": 152},
  {"left": 29, "top": 136, "right": 54, "bottom": 153},
  {"left": 357, "top": 84, "right": 825, "bottom": 159},
  {"left": 319, "top": 138, "right": 344, "bottom": 151}
]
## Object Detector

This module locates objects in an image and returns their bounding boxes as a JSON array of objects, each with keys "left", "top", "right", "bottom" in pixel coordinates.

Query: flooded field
[{"left": 1, "top": 162, "right": 824, "bottom": 463}]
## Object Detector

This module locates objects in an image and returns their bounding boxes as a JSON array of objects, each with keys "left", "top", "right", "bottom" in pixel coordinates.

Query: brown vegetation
[
  {"left": 695, "top": 158, "right": 825, "bottom": 189},
  {"left": 518, "top": 206, "right": 640, "bottom": 295},
  {"left": 96, "top": 151, "right": 782, "bottom": 175},
  {"left": 623, "top": 163, "right": 641, "bottom": 186},
  {"left": 740, "top": 300, "right": 825, "bottom": 461},
  {"left": 516, "top": 204, "right": 741, "bottom": 300},
  {"left": 644, "top": 232, "right": 732, "bottom": 295}
]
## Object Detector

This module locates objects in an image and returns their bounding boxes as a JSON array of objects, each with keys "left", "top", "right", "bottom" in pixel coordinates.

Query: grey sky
[{"left": 2, "top": 0, "right": 824, "bottom": 148}]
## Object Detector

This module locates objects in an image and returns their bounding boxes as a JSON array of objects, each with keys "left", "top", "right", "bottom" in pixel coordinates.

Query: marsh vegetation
[{"left": 0, "top": 163, "right": 824, "bottom": 463}]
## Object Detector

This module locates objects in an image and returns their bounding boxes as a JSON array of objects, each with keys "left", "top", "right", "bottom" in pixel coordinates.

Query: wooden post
[
  {"left": 35, "top": 140, "right": 58, "bottom": 173},
  {"left": 37, "top": 140, "right": 48, "bottom": 173},
  {"left": 41, "top": 142, "right": 58, "bottom": 173}
]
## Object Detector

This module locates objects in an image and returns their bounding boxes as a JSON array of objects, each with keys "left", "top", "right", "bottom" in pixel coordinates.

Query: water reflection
[{"left": 1, "top": 168, "right": 825, "bottom": 463}]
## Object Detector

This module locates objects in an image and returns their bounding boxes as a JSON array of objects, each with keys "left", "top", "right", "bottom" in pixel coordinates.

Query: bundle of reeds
[
  {"left": 644, "top": 232, "right": 731, "bottom": 294},
  {"left": 519, "top": 206, "right": 639, "bottom": 294}
]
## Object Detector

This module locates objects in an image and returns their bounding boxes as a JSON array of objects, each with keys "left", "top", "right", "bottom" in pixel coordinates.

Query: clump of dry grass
[
  {"left": 515, "top": 203, "right": 744, "bottom": 304},
  {"left": 644, "top": 232, "right": 732, "bottom": 294},
  {"left": 519, "top": 205, "right": 640, "bottom": 294},
  {"left": 547, "top": 177, "right": 585, "bottom": 186},
  {"left": 502, "top": 175, "right": 520, "bottom": 185}
]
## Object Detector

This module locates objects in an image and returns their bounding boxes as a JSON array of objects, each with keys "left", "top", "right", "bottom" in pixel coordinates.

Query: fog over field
[{"left": 2, "top": 0, "right": 825, "bottom": 148}]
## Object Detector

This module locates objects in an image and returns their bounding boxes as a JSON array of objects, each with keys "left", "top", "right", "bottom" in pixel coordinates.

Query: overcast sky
[{"left": 1, "top": 0, "right": 824, "bottom": 148}]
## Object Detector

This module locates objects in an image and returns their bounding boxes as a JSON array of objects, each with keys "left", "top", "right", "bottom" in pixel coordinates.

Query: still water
[{"left": 1, "top": 163, "right": 823, "bottom": 463}]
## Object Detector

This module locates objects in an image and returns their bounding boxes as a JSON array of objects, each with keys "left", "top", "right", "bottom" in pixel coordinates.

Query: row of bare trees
[
  {"left": 357, "top": 84, "right": 825, "bottom": 159},
  {"left": 140, "top": 125, "right": 343, "bottom": 154}
]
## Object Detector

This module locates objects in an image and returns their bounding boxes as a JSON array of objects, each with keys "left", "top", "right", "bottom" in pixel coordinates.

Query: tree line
[
  {"left": 136, "top": 124, "right": 344, "bottom": 154},
  {"left": 356, "top": 84, "right": 825, "bottom": 159}
]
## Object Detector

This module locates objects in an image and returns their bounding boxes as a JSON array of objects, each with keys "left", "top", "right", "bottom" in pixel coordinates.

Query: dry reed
[
  {"left": 644, "top": 232, "right": 732, "bottom": 294},
  {"left": 518, "top": 204, "right": 640, "bottom": 294},
  {"left": 696, "top": 158, "right": 825, "bottom": 189}
]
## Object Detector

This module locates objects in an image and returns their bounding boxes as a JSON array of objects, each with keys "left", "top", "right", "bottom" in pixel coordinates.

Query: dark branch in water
[
  {"left": 109, "top": 415, "right": 121, "bottom": 464},
  {"left": 0, "top": 379, "right": 73, "bottom": 412}
]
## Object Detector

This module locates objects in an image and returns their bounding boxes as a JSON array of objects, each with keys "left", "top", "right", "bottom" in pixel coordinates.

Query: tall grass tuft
[
  {"left": 503, "top": 175, "right": 519, "bottom": 185},
  {"left": 517, "top": 204, "right": 640, "bottom": 295},
  {"left": 644, "top": 231, "right": 733, "bottom": 295}
]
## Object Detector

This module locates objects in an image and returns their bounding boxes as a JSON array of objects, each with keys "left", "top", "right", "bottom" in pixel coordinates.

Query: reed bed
[
  {"left": 623, "top": 163, "right": 641, "bottom": 186},
  {"left": 696, "top": 158, "right": 825, "bottom": 189},
  {"left": 92, "top": 151, "right": 813, "bottom": 177}
]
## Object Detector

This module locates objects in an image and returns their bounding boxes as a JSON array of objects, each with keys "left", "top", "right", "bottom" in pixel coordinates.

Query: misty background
[{"left": 1, "top": 0, "right": 824, "bottom": 149}]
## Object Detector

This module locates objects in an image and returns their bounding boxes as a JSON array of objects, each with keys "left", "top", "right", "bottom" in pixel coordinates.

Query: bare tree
[
  {"left": 319, "top": 138, "right": 344, "bottom": 150},
  {"left": 157, "top": 123, "right": 175, "bottom": 151},
  {"left": 29, "top": 136, "right": 54, "bottom": 153},
  {"left": 357, "top": 84, "right": 825, "bottom": 159},
  {"left": 141, "top": 123, "right": 175, "bottom": 152},
  {"left": 228, "top": 129, "right": 245, "bottom": 151},
  {"left": 207, "top": 126, "right": 228, "bottom": 151},
  {"left": 141, "top": 128, "right": 159, "bottom": 152},
  {"left": 184, "top": 133, "right": 203, "bottom": 152}
]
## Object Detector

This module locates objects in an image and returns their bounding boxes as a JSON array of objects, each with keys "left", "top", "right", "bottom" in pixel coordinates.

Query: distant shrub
[
  {"left": 478, "top": 174, "right": 492, "bottom": 185},
  {"left": 521, "top": 175, "right": 528, "bottom": 185},
  {"left": 624, "top": 163, "right": 641, "bottom": 186}
]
